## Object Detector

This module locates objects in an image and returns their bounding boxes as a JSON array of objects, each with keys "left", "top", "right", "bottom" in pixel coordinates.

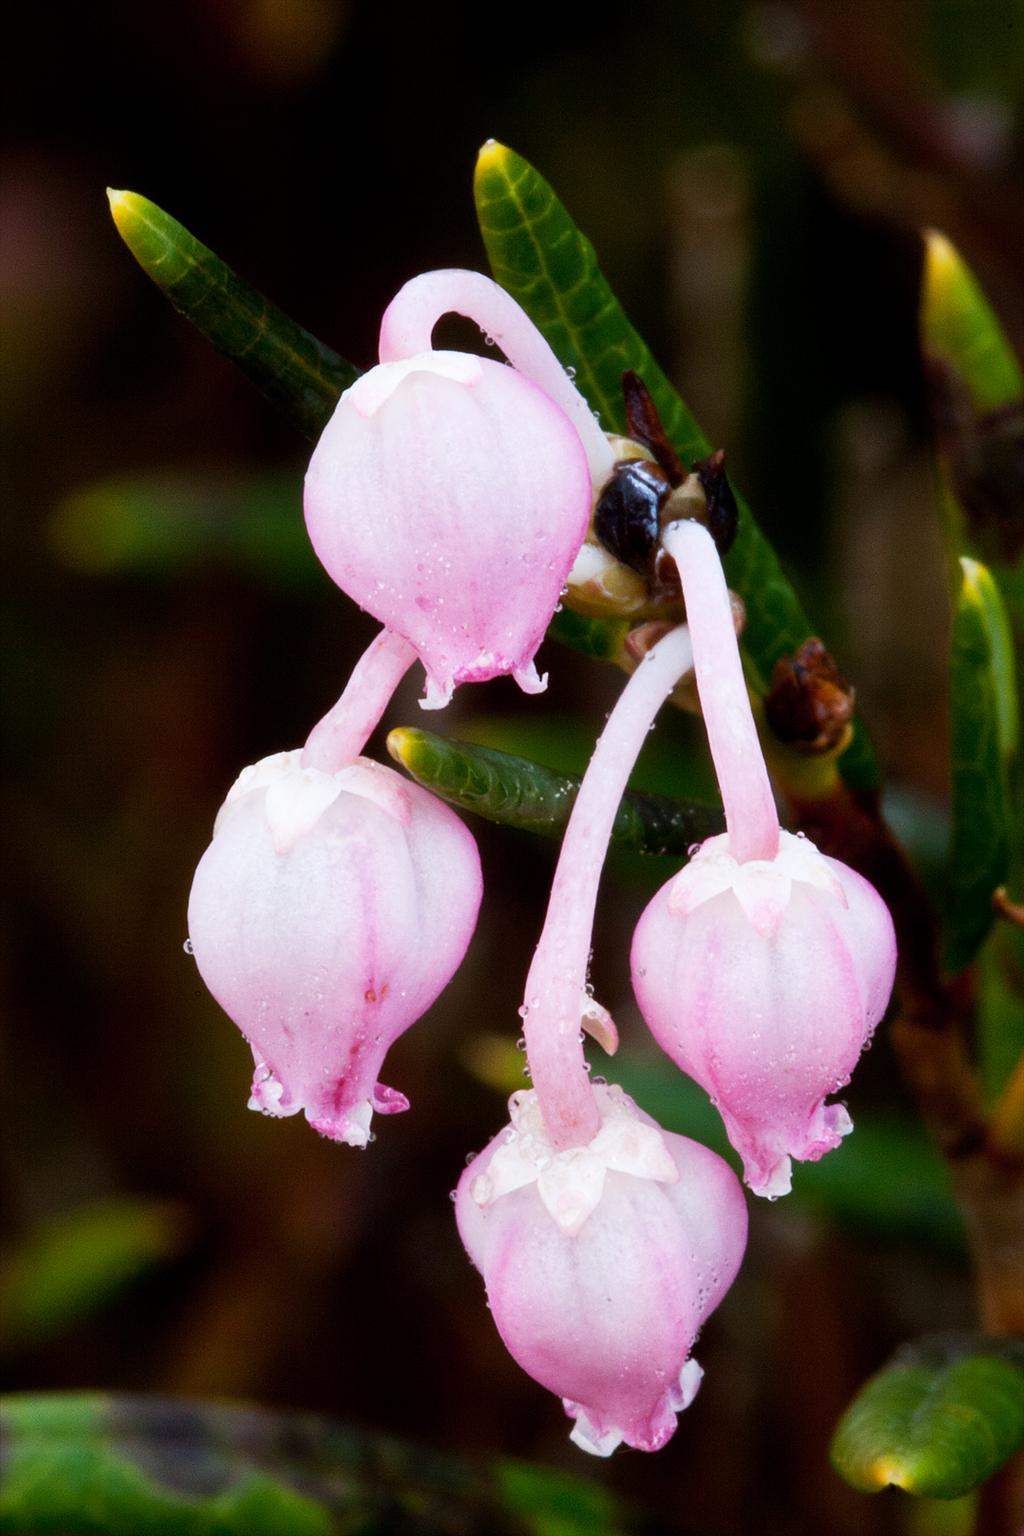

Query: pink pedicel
[
  {"left": 456, "top": 1084, "right": 747, "bottom": 1456},
  {"left": 188, "top": 748, "right": 482, "bottom": 1145},
  {"left": 304, "top": 271, "right": 600, "bottom": 710},
  {"left": 631, "top": 522, "right": 897, "bottom": 1197}
]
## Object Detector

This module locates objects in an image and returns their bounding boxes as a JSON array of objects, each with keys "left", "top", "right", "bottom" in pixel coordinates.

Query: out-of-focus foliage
[
  {"left": 0, "top": 1201, "right": 190, "bottom": 1350},
  {"left": 50, "top": 472, "right": 317, "bottom": 588},
  {"left": 0, "top": 1394, "right": 675, "bottom": 1536},
  {"left": 830, "top": 1336, "right": 1024, "bottom": 1499}
]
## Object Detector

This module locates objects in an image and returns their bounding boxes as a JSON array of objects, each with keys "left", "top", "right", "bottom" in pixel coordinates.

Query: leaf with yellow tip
[
  {"left": 946, "top": 557, "right": 1017, "bottom": 970},
  {"left": 922, "top": 231, "right": 1023, "bottom": 416},
  {"left": 108, "top": 190, "right": 358, "bottom": 439},
  {"left": 386, "top": 727, "right": 721, "bottom": 854},
  {"left": 831, "top": 1336, "right": 1024, "bottom": 1500},
  {"left": 474, "top": 140, "right": 879, "bottom": 793}
]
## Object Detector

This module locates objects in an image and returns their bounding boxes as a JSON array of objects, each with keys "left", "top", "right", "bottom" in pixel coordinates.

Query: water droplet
[
  {"left": 592, "top": 1074, "right": 607, "bottom": 1087},
  {"left": 515, "top": 1036, "right": 526, "bottom": 1051},
  {"left": 565, "top": 365, "right": 577, "bottom": 380},
  {"left": 182, "top": 938, "right": 194, "bottom": 955},
  {"left": 464, "top": 1150, "right": 478, "bottom": 1165},
  {"left": 448, "top": 1189, "right": 458, "bottom": 1202}
]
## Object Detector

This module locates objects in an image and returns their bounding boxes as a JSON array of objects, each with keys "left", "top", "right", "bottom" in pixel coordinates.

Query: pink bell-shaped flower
[
  {"left": 631, "top": 520, "right": 897, "bottom": 1197},
  {"left": 632, "top": 828, "right": 896, "bottom": 1196},
  {"left": 456, "top": 1084, "right": 747, "bottom": 1455},
  {"left": 305, "top": 271, "right": 611, "bottom": 709},
  {"left": 188, "top": 748, "right": 482, "bottom": 1145}
]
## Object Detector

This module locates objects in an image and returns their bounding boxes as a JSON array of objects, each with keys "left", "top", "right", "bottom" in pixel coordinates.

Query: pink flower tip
[
  {"left": 632, "top": 829, "right": 896, "bottom": 1197},
  {"left": 187, "top": 749, "right": 482, "bottom": 1145},
  {"left": 456, "top": 1084, "right": 747, "bottom": 1455}
]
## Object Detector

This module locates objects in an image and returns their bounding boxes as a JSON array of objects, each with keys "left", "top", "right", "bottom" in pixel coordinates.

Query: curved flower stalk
[
  {"left": 305, "top": 270, "right": 606, "bottom": 709},
  {"left": 188, "top": 630, "right": 483, "bottom": 1146},
  {"left": 456, "top": 624, "right": 748, "bottom": 1454},
  {"left": 632, "top": 520, "right": 897, "bottom": 1197}
]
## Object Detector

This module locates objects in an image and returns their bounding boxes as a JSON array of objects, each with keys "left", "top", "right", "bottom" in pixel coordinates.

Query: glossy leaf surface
[
  {"left": 830, "top": 1336, "right": 1024, "bottom": 1499},
  {"left": 108, "top": 191, "right": 358, "bottom": 440},
  {"left": 387, "top": 728, "right": 722, "bottom": 854},
  {"left": 474, "top": 141, "right": 878, "bottom": 791},
  {"left": 0, "top": 1393, "right": 677, "bottom": 1535},
  {"left": 945, "top": 558, "right": 1017, "bottom": 970}
]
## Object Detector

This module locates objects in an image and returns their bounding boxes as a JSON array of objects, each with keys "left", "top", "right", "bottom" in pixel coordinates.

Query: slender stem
[
  {"left": 662, "top": 520, "right": 779, "bottom": 864},
  {"left": 377, "top": 269, "right": 616, "bottom": 488},
  {"left": 523, "top": 624, "right": 695, "bottom": 1150},
  {"left": 301, "top": 629, "right": 418, "bottom": 773}
]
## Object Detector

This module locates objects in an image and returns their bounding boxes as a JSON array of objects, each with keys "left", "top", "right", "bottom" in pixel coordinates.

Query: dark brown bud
[
  {"left": 594, "top": 458, "right": 673, "bottom": 574},
  {"left": 691, "top": 449, "right": 739, "bottom": 555},
  {"left": 765, "top": 639, "right": 855, "bottom": 754},
  {"left": 621, "top": 370, "right": 685, "bottom": 484}
]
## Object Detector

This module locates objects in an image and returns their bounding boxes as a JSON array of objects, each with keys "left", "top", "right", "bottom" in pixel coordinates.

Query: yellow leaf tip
[
  {"left": 106, "top": 188, "right": 140, "bottom": 231},
  {"left": 923, "top": 229, "right": 961, "bottom": 291},
  {"left": 385, "top": 727, "right": 413, "bottom": 765},
  {"left": 867, "top": 1455, "right": 909, "bottom": 1491}
]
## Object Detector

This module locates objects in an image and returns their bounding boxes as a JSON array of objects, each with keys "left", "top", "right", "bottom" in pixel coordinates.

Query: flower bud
[
  {"left": 631, "top": 830, "right": 896, "bottom": 1197},
  {"left": 456, "top": 1084, "right": 747, "bottom": 1455},
  {"left": 305, "top": 307, "right": 592, "bottom": 709},
  {"left": 188, "top": 750, "right": 482, "bottom": 1144}
]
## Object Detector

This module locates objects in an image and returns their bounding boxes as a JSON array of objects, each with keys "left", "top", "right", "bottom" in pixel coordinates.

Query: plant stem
[
  {"left": 377, "top": 269, "right": 615, "bottom": 487},
  {"left": 523, "top": 623, "right": 695, "bottom": 1151},
  {"left": 301, "top": 629, "right": 418, "bottom": 772},
  {"left": 662, "top": 520, "right": 779, "bottom": 863}
]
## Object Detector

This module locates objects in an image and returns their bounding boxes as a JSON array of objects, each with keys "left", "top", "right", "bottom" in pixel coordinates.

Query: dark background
[{"left": 4, "top": 2, "right": 1023, "bottom": 1532}]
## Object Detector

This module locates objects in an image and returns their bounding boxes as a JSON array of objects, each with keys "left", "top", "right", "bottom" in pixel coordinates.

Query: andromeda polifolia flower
[
  {"left": 188, "top": 749, "right": 482, "bottom": 1145},
  {"left": 632, "top": 828, "right": 896, "bottom": 1197},
  {"left": 456, "top": 1084, "right": 747, "bottom": 1455},
  {"left": 304, "top": 271, "right": 605, "bottom": 708},
  {"left": 631, "top": 520, "right": 897, "bottom": 1196}
]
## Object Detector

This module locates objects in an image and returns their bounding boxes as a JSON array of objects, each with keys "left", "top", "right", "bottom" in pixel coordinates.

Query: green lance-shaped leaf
[
  {"left": 387, "top": 728, "right": 722, "bottom": 854},
  {"left": 921, "top": 230, "right": 1024, "bottom": 629},
  {"left": 0, "top": 1393, "right": 680, "bottom": 1536},
  {"left": 922, "top": 231, "right": 1023, "bottom": 417},
  {"left": 945, "top": 558, "right": 1018, "bottom": 971},
  {"left": 108, "top": 191, "right": 358, "bottom": 440},
  {"left": 830, "top": 1335, "right": 1024, "bottom": 1499},
  {"left": 473, "top": 141, "right": 879, "bottom": 792}
]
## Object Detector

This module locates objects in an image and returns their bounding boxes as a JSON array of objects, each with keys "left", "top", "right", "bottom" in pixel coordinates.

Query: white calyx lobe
[
  {"left": 216, "top": 749, "right": 411, "bottom": 853},
  {"left": 470, "top": 1083, "right": 678, "bottom": 1236},
  {"left": 669, "top": 828, "right": 847, "bottom": 938}
]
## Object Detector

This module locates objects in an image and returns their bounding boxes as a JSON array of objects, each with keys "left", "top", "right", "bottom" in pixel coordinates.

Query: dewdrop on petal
[
  {"left": 304, "top": 271, "right": 609, "bottom": 709},
  {"left": 187, "top": 750, "right": 482, "bottom": 1145},
  {"left": 456, "top": 1085, "right": 747, "bottom": 1455}
]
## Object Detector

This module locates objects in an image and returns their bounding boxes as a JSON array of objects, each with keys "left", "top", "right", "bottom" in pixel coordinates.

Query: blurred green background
[{"left": 3, "top": 2, "right": 1023, "bottom": 1532}]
